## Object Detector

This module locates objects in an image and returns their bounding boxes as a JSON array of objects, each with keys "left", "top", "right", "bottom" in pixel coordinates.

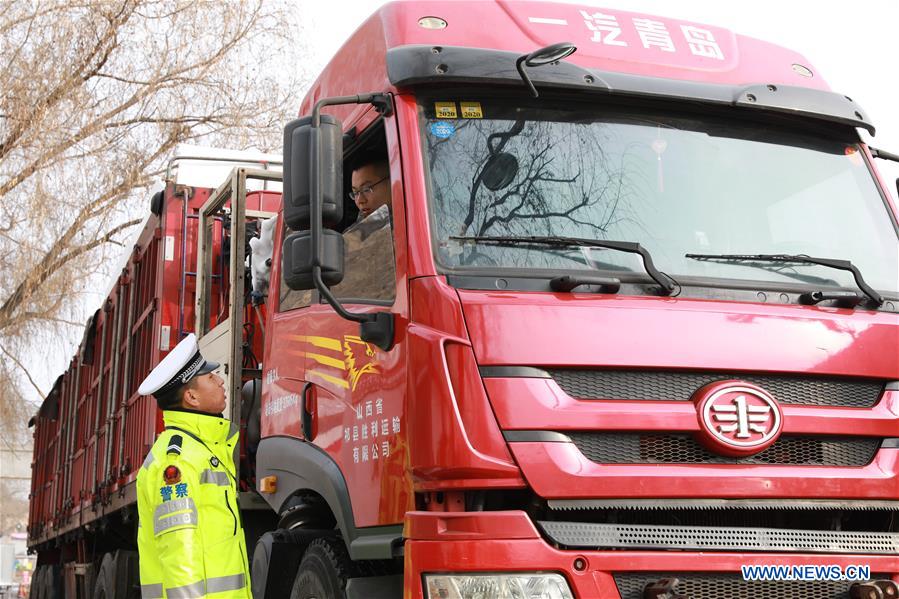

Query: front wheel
[{"left": 290, "top": 538, "right": 351, "bottom": 599}]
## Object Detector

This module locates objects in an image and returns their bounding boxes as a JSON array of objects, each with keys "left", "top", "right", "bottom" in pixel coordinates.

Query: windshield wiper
[
  {"left": 685, "top": 253, "right": 884, "bottom": 306},
  {"left": 450, "top": 235, "right": 677, "bottom": 295}
]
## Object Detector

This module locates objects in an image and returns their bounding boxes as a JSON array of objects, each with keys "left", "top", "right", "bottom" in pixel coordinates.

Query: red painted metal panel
[
  {"left": 27, "top": 427, "right": 37, "bottom": 535},
  {"left": 457, "top": 291, "right": 899, "bottom": 378},
  {"left": 404, "top": 510, "right": 541, "bottom": 541},
  {"left": 510, "top": 442, "right": 899, "bottom": 500},
  {"left": 406, "top": 323, "right": 523, "bottom": 492},
  {"left": 71, "top": 449, "right": 84, "bottom": 507},
  {"left": 279, "top": 303, "right": 415, "bottom": 527},
  {"left": 47, "top": 425, "right": 56, "bottom": 529},
  {"left": 123, "top": 224, "right": 163, "bottom": 481},
  {"left": 394, "top": 95, "right": 437, "bottom": 281}
]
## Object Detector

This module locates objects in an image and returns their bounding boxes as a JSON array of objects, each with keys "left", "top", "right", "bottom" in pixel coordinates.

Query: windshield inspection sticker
[
  {"left": 430, "top": 122, "right": 456, "bottom": 139},
  {"left": 435, "top": 102, "right": 457, "bottom": 118},
  {"left": 460, "top": 101, "right": 483, "bottom": 118}
]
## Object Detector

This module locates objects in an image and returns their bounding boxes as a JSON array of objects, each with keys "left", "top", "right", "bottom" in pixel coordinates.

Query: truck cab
[{"left": 253, "top": 2, "right": 899, "bottom": 598}]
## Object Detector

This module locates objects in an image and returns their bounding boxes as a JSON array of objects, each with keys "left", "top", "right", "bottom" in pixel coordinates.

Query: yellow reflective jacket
[{"left": 137, "top": 410, "right": 251, "bottom": 598}]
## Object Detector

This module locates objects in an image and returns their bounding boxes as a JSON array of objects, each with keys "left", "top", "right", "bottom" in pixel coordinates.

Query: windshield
[{"left": 419, "top": 98, "right": 899, "bottom": 294}]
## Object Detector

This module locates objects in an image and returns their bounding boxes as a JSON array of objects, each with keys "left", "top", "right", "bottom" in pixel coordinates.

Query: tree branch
[
  {"left": 0, "top": 343, "right": 45, "bottom": 398},
  {"left": 0, "top": 3, "right": 133, "bottom": 162}
]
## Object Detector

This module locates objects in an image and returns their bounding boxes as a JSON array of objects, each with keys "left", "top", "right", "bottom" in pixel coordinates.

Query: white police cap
[{"left": 138, "top": 333, "right": 219, "bottom": 401}]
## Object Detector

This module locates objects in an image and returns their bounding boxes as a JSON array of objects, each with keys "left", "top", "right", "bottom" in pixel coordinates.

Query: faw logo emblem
[
  {"left": 694, "top": 381, "right": 783, "bottom": 457},
  {"left": 710, "top": 395, "right": 773, "bottom": 439}
]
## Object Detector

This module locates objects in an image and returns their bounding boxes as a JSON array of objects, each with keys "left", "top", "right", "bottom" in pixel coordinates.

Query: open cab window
[{"left": 279, "top": 118, "right": 397, "bottom": 313}]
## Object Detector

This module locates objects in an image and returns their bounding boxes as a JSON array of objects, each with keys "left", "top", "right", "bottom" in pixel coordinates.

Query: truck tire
[
  {"left": 33, "top": 565, "right": 59, "bottom": 599},
  {"left": 29, "top": 565, "right": 44, "bottom": 599},
  {"left": 93, "top": 551, "right": 139, "bottom": 599},
  {"left": 290, "top": 538, "right": 351, "bottom": 599},
  {"left": 93, "top": 554, "right": 115, "bottom": 599}
]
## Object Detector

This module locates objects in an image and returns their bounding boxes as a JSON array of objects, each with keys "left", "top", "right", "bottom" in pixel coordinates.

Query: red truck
[{"left": 28, "top": 2, "right": 899, "bottom": 598}]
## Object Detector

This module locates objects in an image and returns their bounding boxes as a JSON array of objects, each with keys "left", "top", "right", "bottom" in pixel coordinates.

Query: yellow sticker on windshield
[
  {"left": 460, "top": 102, "right": 483, "bottom": 118},
  {"left": 435, "top": 102, "right": 457, "bottom": 119}
]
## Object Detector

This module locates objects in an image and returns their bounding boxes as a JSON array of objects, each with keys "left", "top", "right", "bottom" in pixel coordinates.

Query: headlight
[{"left": 424, "top": 573, "right": 575, "bottom": 599}]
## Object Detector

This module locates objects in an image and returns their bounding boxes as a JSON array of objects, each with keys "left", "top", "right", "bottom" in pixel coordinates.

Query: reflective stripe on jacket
[{"left": 137, "top": 410, "right": 251, "bottom": 598}]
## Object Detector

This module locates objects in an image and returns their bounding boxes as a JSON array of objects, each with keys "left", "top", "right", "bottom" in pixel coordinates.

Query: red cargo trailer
[{"left": 27, "top": 148, "right": 281, "bottom": 598}]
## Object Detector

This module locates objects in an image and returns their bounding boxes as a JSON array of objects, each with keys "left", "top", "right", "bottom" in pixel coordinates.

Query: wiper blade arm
[
  {"left": 870, "top": 147, "right": 899, "bottom": 164},
  {"left": 687, "top": 255, "right": 839, "bottom": 287},
  {"left": 799, "top": 290, "right": 863, "bottom": 308},
  {"left": 685, "top": 253, "right": 884, "bottom": 306},
  {"left": 451, "top": 235, "right": 677, "bottom": 295}
]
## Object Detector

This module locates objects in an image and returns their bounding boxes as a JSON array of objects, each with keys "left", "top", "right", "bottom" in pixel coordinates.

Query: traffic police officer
[{"left": 136, "top": 334, "right": 251, "bottom": 598}]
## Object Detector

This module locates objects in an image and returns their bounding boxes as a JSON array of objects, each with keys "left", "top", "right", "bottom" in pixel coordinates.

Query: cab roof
[{"left": 300, "top": 1, "right": 872, "bottom": 134}]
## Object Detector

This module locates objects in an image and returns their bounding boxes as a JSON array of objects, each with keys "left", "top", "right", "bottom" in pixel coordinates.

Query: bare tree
[
  {"left": 0, "top": 0, "right": 309, "bottom": 437},
  {"left": 427, "top": 117, "right": 638, "bottom": 268},
  {"left": 463, "top": 121, "right": 629, "bottom": 239}
]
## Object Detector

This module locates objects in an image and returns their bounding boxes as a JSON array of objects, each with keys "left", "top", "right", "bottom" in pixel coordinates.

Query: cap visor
[{"left": 197, "top": 361, "right": 220, "bottom": 375}]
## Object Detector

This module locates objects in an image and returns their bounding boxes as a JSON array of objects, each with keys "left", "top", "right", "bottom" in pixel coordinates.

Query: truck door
[{"left": 270, "top": 117, "right": 412, "bottom": 528}]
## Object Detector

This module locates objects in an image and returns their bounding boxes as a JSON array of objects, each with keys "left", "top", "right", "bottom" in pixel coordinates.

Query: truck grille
[
  {"left": 568, "top": 433, "right": 881, "bottom": 466},
  {"left": 539, "top": 521, "right": 899, "bottom": 554},
  {"left": 614, "top": 573, "right": 888, "bottom": 599},
  {"left": 547, "top": 369, "right": 886, "bottom": 407}
]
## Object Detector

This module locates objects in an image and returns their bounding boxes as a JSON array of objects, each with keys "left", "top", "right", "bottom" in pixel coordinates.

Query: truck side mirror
[
  {"left": 282, "top": 230, "right": 344, "bottom": 290},
  {"left": 283, "top": 115, "right": 344, "bottom": 230},
  {"left": 280, "top": 92, "right": 395, "bottom": 351}
]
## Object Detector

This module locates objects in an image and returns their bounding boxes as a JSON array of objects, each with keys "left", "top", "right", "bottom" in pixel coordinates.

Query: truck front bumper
[{"left": 403, "top": 511, "right": 899, "bottom": 599}]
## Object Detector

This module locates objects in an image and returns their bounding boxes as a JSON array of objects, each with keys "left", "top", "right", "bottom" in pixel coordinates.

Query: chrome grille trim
[
  {"left": 547, "top": 499, "right": 899, "bottom": 511},
  {"left": 538, "top": 521, "right": 899, "bottom": 554},
  {"left": 546, "top": 369, "right": 886, "bottom": 407},
  {"left": 568, "top": 432, "right": 880, "bottom": 466}
]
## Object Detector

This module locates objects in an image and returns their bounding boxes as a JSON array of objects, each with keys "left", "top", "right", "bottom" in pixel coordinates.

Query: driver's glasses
[{"left": 349, "top": 176, "right": 388, "bottom": 201}]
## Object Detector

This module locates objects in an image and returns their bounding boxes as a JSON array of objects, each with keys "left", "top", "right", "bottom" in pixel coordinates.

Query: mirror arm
[
  {"left": 313, "top": 267, "right": 368, "bottom": 323},
  {"left": 370, "top": 93, "right": 394, "bottom": 117},
  {"left": 515, "top": 55, "right": 539, "bottom": 98},
  {"left": 515, "top": 43, "right": 577, "bottom": 99},
  {"left": 309, "top": 93, "right": 396, "bottom": 351},
  {"left": 311, "top": 93, "right": 385, "bottom": 126}
]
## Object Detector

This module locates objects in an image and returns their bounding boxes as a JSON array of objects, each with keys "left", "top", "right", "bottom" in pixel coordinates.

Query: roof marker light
[
  {"left": 418, "top": 16, "right": 447, "bottom": 30},
  {"left": 792, "top": 63, "right": 814, "bottom": 77}
]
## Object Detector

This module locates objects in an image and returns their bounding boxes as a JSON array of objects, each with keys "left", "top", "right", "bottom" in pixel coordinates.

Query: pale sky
[{"left": 296, "top": 0, "right": 899, "bottom": 190}]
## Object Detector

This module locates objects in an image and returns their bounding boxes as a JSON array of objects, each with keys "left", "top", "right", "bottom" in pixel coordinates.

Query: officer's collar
[{"left": 163, "top": 409, "right": 236, "bottom": 444}]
